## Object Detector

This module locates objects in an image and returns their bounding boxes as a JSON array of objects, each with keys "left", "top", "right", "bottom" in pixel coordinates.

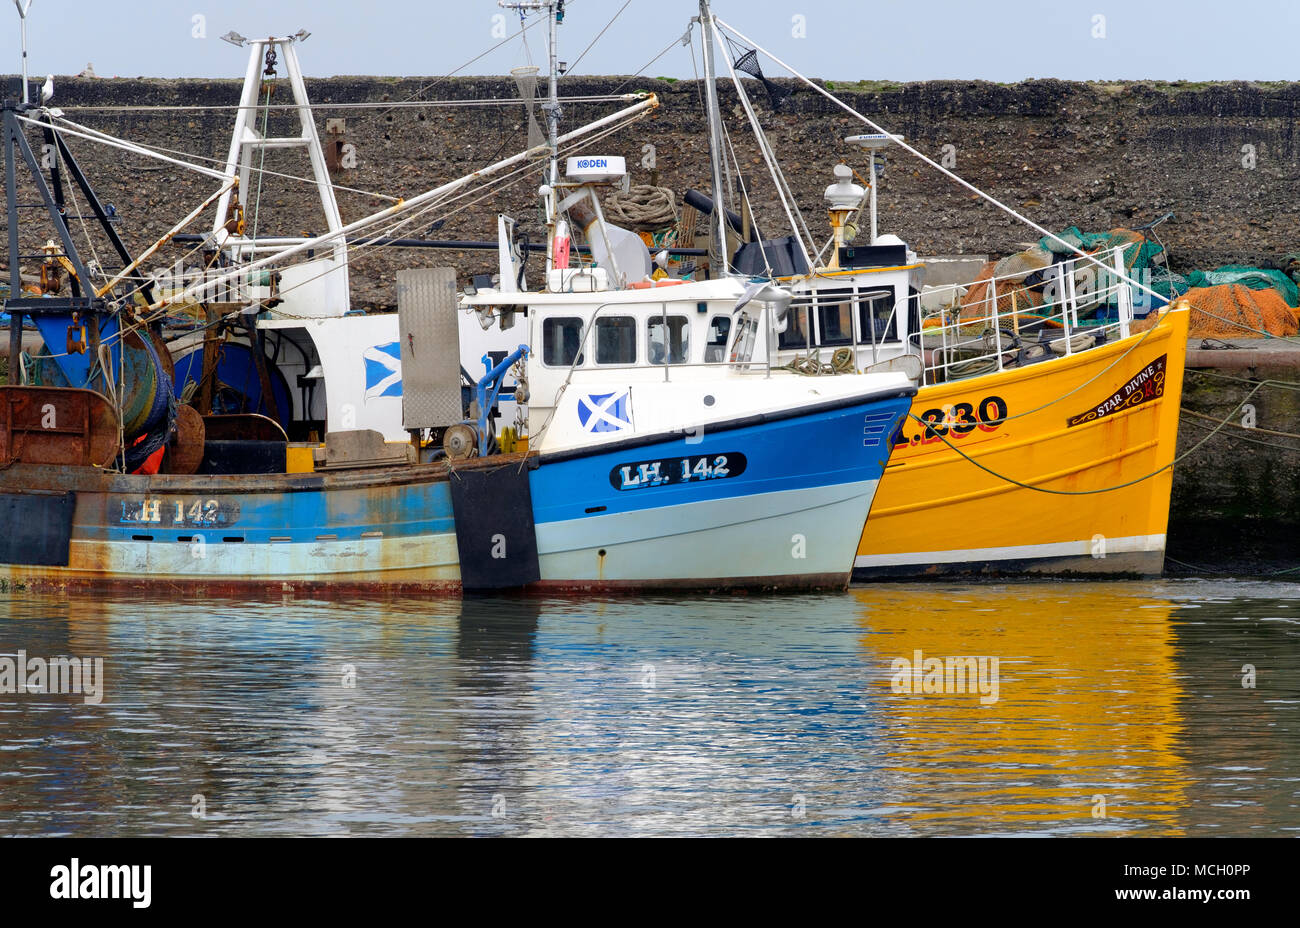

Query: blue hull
[{"left": 528, "top": 393, "right": 913, "bottom": 590}]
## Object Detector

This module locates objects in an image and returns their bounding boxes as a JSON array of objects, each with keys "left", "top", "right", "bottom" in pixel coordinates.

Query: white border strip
[{"left": 855, "top": 534, "right": 1166, "bottom": 568}]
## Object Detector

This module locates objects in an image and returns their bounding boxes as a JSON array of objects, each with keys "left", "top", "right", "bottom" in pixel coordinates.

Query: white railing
[{"left": 917, "top": 245, "right": 1137, "bottom": 386}]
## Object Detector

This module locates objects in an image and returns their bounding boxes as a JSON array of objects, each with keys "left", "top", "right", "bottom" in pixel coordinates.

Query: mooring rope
[{"left": 909, "top": 379, "right": 1267, "bottom": 496}]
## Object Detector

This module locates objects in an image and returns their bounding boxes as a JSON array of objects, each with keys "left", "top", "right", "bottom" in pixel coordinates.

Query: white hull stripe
[
  {"left": 854, "top": 534, "right": 1167, "bottom": 568},
  {"left": 62, "top": 532, "right": 462, "bottom": 580},
  {"left": 539, "top": 480, "right": 878, "bottom": 582}
]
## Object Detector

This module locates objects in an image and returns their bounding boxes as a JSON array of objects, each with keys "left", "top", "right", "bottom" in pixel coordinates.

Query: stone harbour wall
[{"left": 7, "top": 74, "right": 1299, "bottom": 306}]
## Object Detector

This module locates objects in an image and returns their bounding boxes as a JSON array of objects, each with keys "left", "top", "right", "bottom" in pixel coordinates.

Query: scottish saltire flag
[
  {"left": 363, "top": 342, "right": 402, "bottom": 399},
  {"left": 577, "top": 390, "right": 632, "bottom": 433}
]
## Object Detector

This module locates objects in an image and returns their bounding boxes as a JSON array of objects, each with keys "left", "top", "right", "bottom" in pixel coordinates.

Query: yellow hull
[{"left": 855, "top": 305, "right": 1190, "bottom": 578}]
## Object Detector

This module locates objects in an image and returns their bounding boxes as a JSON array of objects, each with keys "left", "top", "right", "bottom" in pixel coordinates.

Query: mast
[
  {"left": 14, "top": 1, "right": 32, "bottom": 106},
  {"left": 544, "top": 1, "right": 562, "bottom": 191},
  {"left": 210, "top": 32, "right": 350, "bottom": 316},
  {"left": 501, "top": 0, "right": 564, "bottom": 275},
  {"left": 698, "top": 0, "right": 729, "bottom": 278},
  {"left": 5, "top": 106, "right": 21, "bottom": 381}
]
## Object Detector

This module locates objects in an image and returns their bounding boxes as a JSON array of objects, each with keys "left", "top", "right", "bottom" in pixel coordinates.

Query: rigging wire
[
  {"left": 710, "top": 15, "right": 1169, "bottom": 306},
  {"left": 54, "top": 96, "right": 638, "bottom": 112},
  {"left": 249, "top": 78, "right": 273, "bottom": 245},
  {"left": 610, "top": 26, "right": 693, "bottom": 97},
  {"left": 374, "top": 12, "right": 547, "bottom": 118},
  {"left": 715, "top": 37, "right": 812, "bottom": 271},
  {"left": 28, "top": 112, "right": 400, "bottom": 203},
  {"left": 562, "top": 0, "right": 632, "bottom": 78}
]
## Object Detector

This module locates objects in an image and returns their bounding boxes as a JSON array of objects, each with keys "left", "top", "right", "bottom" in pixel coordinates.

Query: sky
[{"left": 2, "top": 0, "right": 1298, "bottom": 84}]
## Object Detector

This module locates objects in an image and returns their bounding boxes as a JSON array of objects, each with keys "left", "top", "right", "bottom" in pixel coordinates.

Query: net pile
[
  {"left": 948, "top": 226, "right": 1180, "bottom": 333},
  {"left": 1181, "top": 284, "right": 1299, "bottom": 338},
  {"left": 936, "top": 222, "right": 1300, "bottom": 339},
  {"left": 1185, "top": 266, "right": 1300, "bottom": 308},
  {"left": 1177, "top": 259, "right": 1300, "bottom": 337},
  {"left": 953, "top": 251, "right": 1054, "bottom": 333}
]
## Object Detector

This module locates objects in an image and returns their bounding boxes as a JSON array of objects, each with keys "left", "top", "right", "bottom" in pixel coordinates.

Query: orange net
[
  {"left": 950, "top": 258, "right": 1059, "bottom": 333},
  {"left": 960, "top": 230, "right": 1154, "bottom": 325},
  {"left": 1182, "top": 284, "right": 1299, "bottom": 338}
]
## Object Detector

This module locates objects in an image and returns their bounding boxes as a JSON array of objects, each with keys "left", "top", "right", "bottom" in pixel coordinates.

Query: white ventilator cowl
[{"left": 824, "top": 163, "right": 864, "bottom": 211}]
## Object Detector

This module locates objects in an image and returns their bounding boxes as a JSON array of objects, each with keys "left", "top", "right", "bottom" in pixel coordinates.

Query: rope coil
[{"left": 604, "top": 185, "right": 677, "bottom": 232}]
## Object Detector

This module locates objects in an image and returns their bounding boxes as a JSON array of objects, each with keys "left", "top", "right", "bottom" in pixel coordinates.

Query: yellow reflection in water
[{"left": 854, "top": 584, "right": 1188, "bottom": 835}]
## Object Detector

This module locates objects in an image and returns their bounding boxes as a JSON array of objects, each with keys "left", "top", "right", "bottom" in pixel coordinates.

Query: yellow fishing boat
[
  {"left": 759, "top": 140, "right": 1190, "bottom": 579},
  {"left": 855, "top": 301, "right": 1189, "bottom": 577},
  {"left": 657, "top": 21, "right": 1194, "bottom": 579},
  {"left": 770, "top": 216, "right": 1188, "bottom": 578}
]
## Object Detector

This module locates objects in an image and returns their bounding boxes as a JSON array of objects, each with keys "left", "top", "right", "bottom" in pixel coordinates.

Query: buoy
[{"left": 553, "top": 219, "right": 571, "bottom": 268}]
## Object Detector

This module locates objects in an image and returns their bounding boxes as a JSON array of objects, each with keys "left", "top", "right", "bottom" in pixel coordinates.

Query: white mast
[
  {"left": 211, "top": 31, "right": 350, "bottom": 316},
  {"left": 13, "top": 1, "right": 33, "bottom": 105},
  {"left": 501, "top": 0, "right": 564, "bottom": 273},
  {"left": 698, "top": 0, "right": 729, "bottom": 278}
]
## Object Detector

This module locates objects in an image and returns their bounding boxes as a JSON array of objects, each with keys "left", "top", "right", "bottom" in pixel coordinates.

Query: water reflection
[
  {"left": 0, "top": 581, "right": 1297, "bottom": 835},
  {"left": 854, "top": 586, "right": 1188, "bottom": 835},
  {"left": 1164, "top": 591, "right": 1300, "bottom": 835}
]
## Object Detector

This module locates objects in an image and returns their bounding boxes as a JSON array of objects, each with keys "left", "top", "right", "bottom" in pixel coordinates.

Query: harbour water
[{"left": 1, "top": 580, "right": 1296, "bottom": 837}]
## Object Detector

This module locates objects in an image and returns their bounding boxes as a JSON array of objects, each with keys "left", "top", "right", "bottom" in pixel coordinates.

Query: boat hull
[
  {"left": 852, "top": 306, "right": 1190, "bottom": 580},
  {"left": 0, "top": 464, "right": 465, "bottom": 595},
  {"left": 0, "top": 391, "right": 913, "bottom": 594},
  {"left": 531, "top": 393, "right": 914, "bottom": 592}
]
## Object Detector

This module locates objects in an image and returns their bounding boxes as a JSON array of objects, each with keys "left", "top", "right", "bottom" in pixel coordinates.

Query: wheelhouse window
[
  {"left": 815, "top": 290, "right": 855, "bottom": 346},
  {"left": 595, "top": 316, "right": 637, "bottom": 365},
  {"left": 647, "top": 315, "right": 689, "bottom": 365},
  {"left": 729, "top": 312, "right": 759, "bottom": 364},
  {"left": 542, "top": 316, "right": 585, "bottom": 367},
  {"left": 778, "top": 305, "right": 813, "bottom": 350},
  {"left": 907, "top": 286, "right": 922, "bottom": 350},
  {"left": 857, "top": 289, "right": 898, "bottom": 342},
  {"left": 705, "top": 315, "right": 731, "bottom": 362}
]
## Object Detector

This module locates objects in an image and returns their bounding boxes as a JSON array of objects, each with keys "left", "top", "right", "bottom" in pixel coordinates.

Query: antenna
[
  {"left": 13, "top": 0, "right": 33, "bottom": 105},
  {"left": 846, "top": 133, "right": 903, "bottom": 244}
]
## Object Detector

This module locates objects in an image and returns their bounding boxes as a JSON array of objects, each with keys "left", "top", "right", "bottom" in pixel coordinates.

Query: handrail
[
  {"left": 916, "top": 246, "right": 1139, "bottom": 386},
  {"left": 784, "top": 283, "right": 905, "bottom": 364}
]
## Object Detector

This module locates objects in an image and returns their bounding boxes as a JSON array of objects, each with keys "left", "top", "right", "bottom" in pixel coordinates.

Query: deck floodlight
[
  {"left": 293, "top": 29, "right": 311, "bottom": 43},
  {"left": 220, "top": 31, "right": 247, "bottom": 47}
]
